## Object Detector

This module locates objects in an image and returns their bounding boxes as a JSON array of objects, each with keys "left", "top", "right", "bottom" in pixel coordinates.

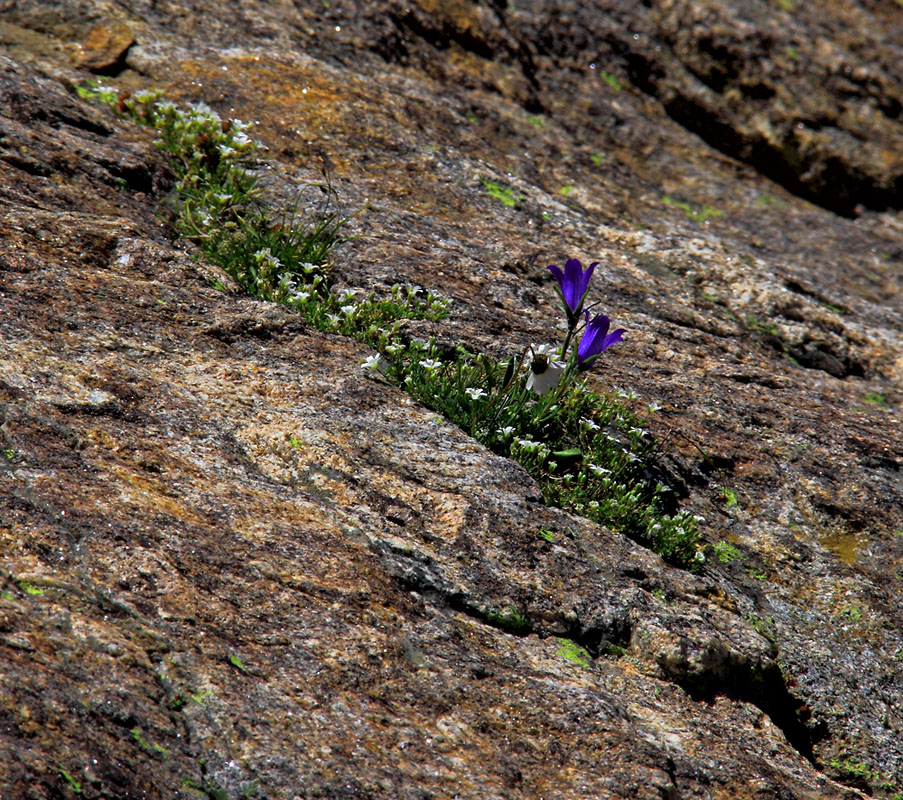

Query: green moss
[
  {"left": 556, "top": 638, "right": 591, "bottom": 668},
  {"left": 663, "top": 195, "right": 725, "bottom": 223},
  {"left": 865, "top": 392, "right": 889, "bottom": 408},
  {"left": 481, "top": 179, "right": 522, "bottom": 208}
]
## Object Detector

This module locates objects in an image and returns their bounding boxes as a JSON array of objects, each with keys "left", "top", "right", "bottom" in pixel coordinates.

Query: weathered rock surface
[{"left": 2, "top": 1, "right": 903, "bottom": 798}]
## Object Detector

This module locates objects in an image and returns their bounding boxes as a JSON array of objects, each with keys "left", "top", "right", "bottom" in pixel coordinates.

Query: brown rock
[
  {"left": 1, "top": 1, "right": 903, "bottom": 798},
  {"left": 76, "top": 21, "right": 135, "bottom": 73}
]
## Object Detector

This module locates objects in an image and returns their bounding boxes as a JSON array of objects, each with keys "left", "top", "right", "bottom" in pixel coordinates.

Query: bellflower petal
[
  {"left": 577, "top": 311, "right": 625, "bottom": 370},
  {"left": 547, "top": 258, "right": 597, "bottom": 317}
]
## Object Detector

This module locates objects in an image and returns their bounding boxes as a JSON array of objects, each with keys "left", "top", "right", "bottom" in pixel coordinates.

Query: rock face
[{"left": 2, "top": 1, "right": 903, "bottom": 798}]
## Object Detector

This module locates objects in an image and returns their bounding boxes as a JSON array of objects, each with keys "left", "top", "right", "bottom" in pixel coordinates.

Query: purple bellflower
[
  {"left": 547, "top": 258, "right": 597, "bottom": 321},
  {"left": 577, "top": 311, "right": 625, "bottom": 370}
]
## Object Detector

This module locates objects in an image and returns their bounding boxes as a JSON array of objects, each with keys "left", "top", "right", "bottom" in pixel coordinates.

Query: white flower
[
  {"left": 326, "top": 314, "right": 341, "bottom": 325},
  {"left": 190, "top": 101, "right": 220, "bottom": 121},
  {"left": 218, "top": 144, "right": 237, "bottom": 158},
  {"left": 465, "top": 387, "right": 487, "bottom": 400},
  {"left": 341, "top": 289, "right": 357, "bottom": 302},
  {"left": 341, "top": 304, "right": 357, "bottom": 315},
  {"left": 580, "top": 417, "right": 600, "bottom": 431},
  {"left": 362, "top": 354, "right": 383, "bottom": 370},
  {"left": 419, "top": 359, "right": 442, "bottom": 370},
  {"left": 497, "top": 426, "right": 515, "bottom": 437},
  {"left": 648, "top": 402, "right": 663, "bottom": 413},
  {"left": 526, "top": 344, "right": 566, "bottom": 396},
  {"left": 588, "top": 464, "right": 611, "bottom": 476},
  {"left": 517, "top": 438, "right": 540, "bottom": 451},
  {"left": 613, "top": 386, "right": 638, "bottom": 400},
  {"left": 253, "top": 248, "right": 281, "bottom": 269}
]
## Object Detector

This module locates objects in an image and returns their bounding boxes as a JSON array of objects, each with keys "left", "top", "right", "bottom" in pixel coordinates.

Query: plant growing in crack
[
  {"left": 76, "top": 83, "right": 702, "bottom": 569},
  {"left": 364, "top": 257, "right": 703, "bottom": 568}
]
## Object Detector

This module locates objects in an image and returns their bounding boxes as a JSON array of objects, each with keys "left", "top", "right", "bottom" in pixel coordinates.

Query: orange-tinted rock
[{"left": 76, "top": 21, "right": 134, "bottom": 73}]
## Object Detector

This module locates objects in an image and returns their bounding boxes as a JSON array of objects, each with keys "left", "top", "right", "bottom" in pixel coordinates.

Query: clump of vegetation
[
  {"left": 77, "top": 83, "right": 342, "bottom": 301},
  {"left": 663, "top": 195, "right": 725, "bottom": 223},
  {"left": 481, "top": 178, "right": 522, "bottom": 208},
  {"left": 78, "top": 84, "right": 703, "bottom": 569},
  {"left": 366, "top": 258, "right": 702, "bottom": 568}
]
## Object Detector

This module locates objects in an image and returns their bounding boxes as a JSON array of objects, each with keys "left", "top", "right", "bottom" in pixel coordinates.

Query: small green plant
[
  {"left": 663, "top": 195, "right": 725, "bottom": 223},
  {"left": 190, "top": 689, "right": 212, "bottom": 704},
  {"left": 712, "top": 540, "right": 742, "bottom": 563},
  {"left": 56, "top": 765, "right": 82, "bottom": 795},
  {"left": 744, "top": 314, "right": 779, "bottom": 336},
  {"left": 590, "top": 152, "right": 605, "bottom": 166},
  {"left": 526, "top": 114, "right": 544, "bottom": 129},
  {"left": 287, "top": 435, "right": 303, "bottom": 450},
  {"left": 828, "top": 757, "right": 881, "bottom": 786},
  {"left": 556, "top": 638, "right": 591, "bottom": 668},
  {"left": 864, "top": 392, "right": 889, "bottom": 408},
  {"left": 599, "top": 71, "right": 622, "bottom": 91},
  {"left": 756, "top": 193, "right": 786, "bottom": 206},
  {"left": 559, "top": 184, "right": 575, "bottom": 196},
  {"left": 719, "top": 486, "right": 739, "bottom": 508},
  {"left": 838, "top": 606, "right": 863, "bottom": 621},
  {"left": 745, "top": 614, "right": 775, "bottom": 642},
  {"left": 651, "top": 588, "right": 669, "bottom": 604},
  {"left": 2, "top": 448, "right": 13, "bottom": 460},
  {"left": 229, "top": 653, "right": 249, "bottom": 673},
  {"left": 131, "top": 728, "right": 168, "bottom": 757},
  {"left": 485, "top": 605, "right": 531, "bottom": 633},
  {"left": 481, "top": 179, "right": 522, "bottom": 208},
  {"left": 18, "top": 580, "right": 45, "bottom": 596},
  {"left": 539, "top": 529, "right": 556, "bottom": 542},
  {"left": 746, "top": 566, "right": 767, "bottom": 580}
]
